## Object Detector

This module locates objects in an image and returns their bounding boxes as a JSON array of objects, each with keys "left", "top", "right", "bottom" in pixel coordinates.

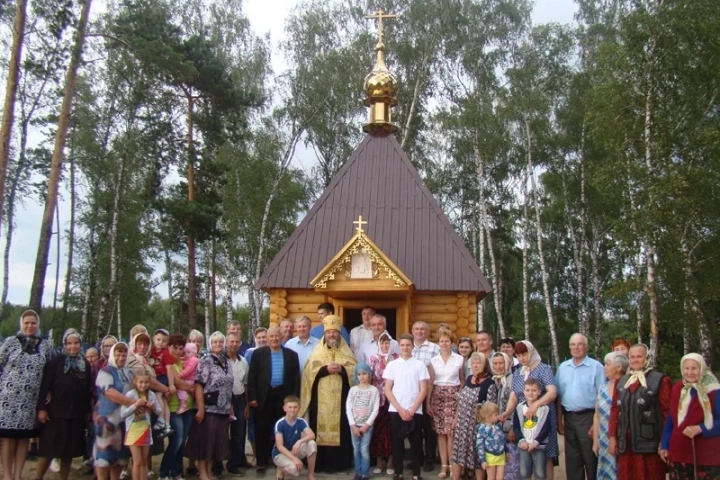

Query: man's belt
[{"left": 562, "top": 407, "right": 595, "bottom": 415}]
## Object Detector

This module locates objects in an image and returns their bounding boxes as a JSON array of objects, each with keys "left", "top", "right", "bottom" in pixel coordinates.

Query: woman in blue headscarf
[
  {"left": 34, "top": 328, "right": 93, "bottom": 480},
  {"left": 0, "top": 309, "right": 52, "bottom": 480}
]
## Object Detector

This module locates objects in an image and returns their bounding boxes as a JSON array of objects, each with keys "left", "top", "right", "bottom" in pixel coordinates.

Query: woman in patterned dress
[
  {"left": 487, "top": 352, "right": 520, "bottom": 480},
  {"left": 660, "top": 353, "right": 720, "bottom": 480},
  {"left": 512, "top": 341, "right": 559, "bottom": 480},
  {"left": 35, "top": 328, "right": 92, "bottom": 480},
  {"left": 593, "top": 352, "right": 629, "bottom": 480},
  {"left": 185, "top": 331, "right": 234, "bottom": 480},
  {"left": 450, "top": 352, "right": 492, "bottom": 480},
  {"left": 369, "top": 332, "right": 399, "bottom": 475},
  {"left": 429, "top": 332, "right": 465, "bottom": 479},
  {"left": 0, "top": 309, "right": 52, "bottom": 480},
  {"left": 93, "top": 342, "right": 136, "bottom": 480}
]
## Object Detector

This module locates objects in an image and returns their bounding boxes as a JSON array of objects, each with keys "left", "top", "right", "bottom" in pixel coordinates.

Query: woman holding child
[
  {"left": 450, "top": 352, "right": 493, "bottom": 480},
  {"left": 93, "top": 342, "right": 136, "bottom": 480},
  {"left": 185, "top": 331, "right": 234, "bottom": 480},
  {"left": 511, "top": 341, "right": 558, "bottom": 480},
  {"left": 159, "top": 333, "right": 197, "bottom": 480},
  {"left": 487, "top": 352, "right": 519, "bottom": 480}
]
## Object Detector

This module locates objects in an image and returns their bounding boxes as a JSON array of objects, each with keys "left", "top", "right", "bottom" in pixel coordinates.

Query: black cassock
[{"left": 308, "top": 366, "right": 353, "bottom": 473}]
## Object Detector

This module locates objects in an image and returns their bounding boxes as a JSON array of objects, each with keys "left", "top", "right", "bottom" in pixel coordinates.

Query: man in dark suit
[{"left": 248, "top": 326, "right": 301, "bottom": 474}]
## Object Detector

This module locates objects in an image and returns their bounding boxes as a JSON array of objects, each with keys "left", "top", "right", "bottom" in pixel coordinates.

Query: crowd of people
[{"left": 0, "top": 306, "right": 718, "bottom": 480}]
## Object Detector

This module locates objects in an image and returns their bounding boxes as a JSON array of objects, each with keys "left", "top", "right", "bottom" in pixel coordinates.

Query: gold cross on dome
[
  {"left": 365, "top": 9, "right": 396, "bottom": 46},
  {"left": 353, "top": 215, "right": 368, "bottom": 234}
]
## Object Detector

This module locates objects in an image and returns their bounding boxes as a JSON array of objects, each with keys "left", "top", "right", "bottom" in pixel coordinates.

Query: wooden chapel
[{"left": 256, "top": 11, "right": 492, "bottom": 339}]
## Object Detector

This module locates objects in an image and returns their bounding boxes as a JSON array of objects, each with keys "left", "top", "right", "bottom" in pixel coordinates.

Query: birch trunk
[
  {"left": 211, "top": 238, "right": 217, "bottom": 332},
  {"left": 28, "top": 0, "right": 93, "bottom": 312},
  {"left": 204, "top": 259, "right": 211, "bottom": 340},
  {"left": 400, "top": 52, "right": 429, "bottom": 150},
  {"left": 591, "top": 224, "right": 603, "bottom": 358},
  {"left": 81, "top": 230, "right": 97, "bottom": 337},
  {"left": 626, "top": 143, "right": 646, "bottom": 344},
  {"left": 251, "top": 129, "right": 303, "bottom": 328},
  {"left": 644, "top": 35, "right": 660, "bottom": 366},
  {"left": 0, "top": 0, "right": 29, "bottom": 236},
  {"left": 522, "top": 159, "right": 530, "bottom": 340},
  {"left": 96, "top": 145, "right": 125, "bottom": 338},
  {"left": 525, "top": 119, "right": 559, "bottom": 366},
  {"left": 165, "top": 248, "right": 176, "bottom": 332},
  {"left": 223, "top": 242, "right": 234, "bottom": 325},
  {"left": 115, "top": 290, "right": 121, "bottom": 340},
  {"left": 485, "top": 224, "right": 505, "bottom": 338},
  {"left": 681, "top": 226, "right": 711, "bottom": 366},
  {"left": 473, "top": 132, "right": 486, "bottom": 331}
]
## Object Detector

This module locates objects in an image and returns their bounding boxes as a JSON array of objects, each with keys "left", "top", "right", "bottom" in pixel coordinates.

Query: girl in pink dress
[{"left": 177, "top": 343, "right": 199, "bottom": 414}]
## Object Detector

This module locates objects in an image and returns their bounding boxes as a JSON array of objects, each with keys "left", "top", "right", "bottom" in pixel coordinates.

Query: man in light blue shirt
[
  {"left": 285, "top": 316, "right": 319, "bottom": 373},
  {"left": 555, "top": 333, "right": 605, "bottom": 480}
]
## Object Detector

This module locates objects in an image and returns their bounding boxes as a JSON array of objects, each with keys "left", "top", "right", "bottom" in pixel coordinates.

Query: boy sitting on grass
[{"left": 273, "top": 396, "right": 317, "bottom": 480}]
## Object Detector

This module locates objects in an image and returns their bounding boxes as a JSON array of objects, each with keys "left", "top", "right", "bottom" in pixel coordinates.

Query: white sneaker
[
  {"left": 50, "top": 458, "right": 61, "bottom": 472},
  {"left": 148, "top": 471, "right": 155, "bottom": 478},
  {"left": 120, "top": 466, "right": 128, "bottom": 479}
]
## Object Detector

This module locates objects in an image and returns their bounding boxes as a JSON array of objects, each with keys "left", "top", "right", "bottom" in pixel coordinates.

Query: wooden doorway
[
  {"left": 344, "top": 308, "right": 397, "bottom": 338},
  {"left": 334, "top": 298, "right": 409, "bottom": 339}
]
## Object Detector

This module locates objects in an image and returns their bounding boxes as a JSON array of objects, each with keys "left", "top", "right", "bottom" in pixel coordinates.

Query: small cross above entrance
[{"left": 353, "top": 215, "right": 368, "bottom": 234}]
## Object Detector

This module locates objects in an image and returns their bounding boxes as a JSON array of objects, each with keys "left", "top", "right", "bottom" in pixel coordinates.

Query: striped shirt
[{"left": 346, "top": 385, "right": 380, "bottom": 426}]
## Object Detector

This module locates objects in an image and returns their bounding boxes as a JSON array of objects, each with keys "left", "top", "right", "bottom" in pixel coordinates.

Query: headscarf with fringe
[
  {"left": 678, "top": 353, "right": 720, "bottom": 430},
  {"left": 623, "top": 344, "right": 653, "bottom": 388}
]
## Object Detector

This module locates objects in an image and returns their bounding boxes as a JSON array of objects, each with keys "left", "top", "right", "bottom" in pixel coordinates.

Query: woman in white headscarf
[
  {"left": 93, "top": 342, "right": 136, "bottom": 480},
  {"left": 34, "top": 328, "right": 92, "bottom": 480},
  {"left": 0, "top": 309, "right": 52, "bottom": 480},
  {"left": 488, "top": 352, "right": 520, "bottom": 480},
  {"left": 660, "top": 353, "right": 720, "bottom": 480},
  {"left": 511, "top": 341, "right": 559, "bottom": 480}
]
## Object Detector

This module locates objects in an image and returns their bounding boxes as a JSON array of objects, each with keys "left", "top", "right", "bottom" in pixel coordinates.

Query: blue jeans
[
  {"left": 160, "top": 410, "right": 194, "bottom": 478},
  {"left": 519, "top": 447, "right": 546, "bottom": 480},
  {"left": 351, "top": 425, "right": 373, "bottom": 477}
]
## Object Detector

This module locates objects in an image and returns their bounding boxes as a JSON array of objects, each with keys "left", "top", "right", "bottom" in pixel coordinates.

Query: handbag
[{"left": 204, "top": 390, "right": 219, "bottom": 406}]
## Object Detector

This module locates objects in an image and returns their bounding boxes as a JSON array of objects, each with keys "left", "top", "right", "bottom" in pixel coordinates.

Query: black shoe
[
  {"left": 186, "top": 467, "right": 199, "bottom": 476},
  {"left": 423, "top": 463, "right": 435, "bottom": 472},
  {"left": 227, "top": 467, "right": 245, "bottom": 476},
  {"left": 256, "top": 467, "right": 266, "bottom": 474}
]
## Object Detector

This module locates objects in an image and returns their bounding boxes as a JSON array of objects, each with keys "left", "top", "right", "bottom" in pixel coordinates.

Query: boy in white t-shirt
[{"left": 383, "top": 333, "right": 430, "bottom": 480}]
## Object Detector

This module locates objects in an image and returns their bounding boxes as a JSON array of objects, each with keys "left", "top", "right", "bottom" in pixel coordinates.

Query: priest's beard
[{"left": 325, "top": 338, "right": 339, "bottom": 349}]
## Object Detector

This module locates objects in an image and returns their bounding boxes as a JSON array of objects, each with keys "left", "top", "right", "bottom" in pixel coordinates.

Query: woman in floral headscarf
[
  {"left": 660, "top": 353, "right": 720, "bottom": 480},
  {"left": 34, "top": 328, "right": 92, "bottom": 480},
  {"left": 0, "top": 309, "right": 52, "bottom": 480},
  {"left": 511, "top": 341, "right": 558, "bottom": 480}
]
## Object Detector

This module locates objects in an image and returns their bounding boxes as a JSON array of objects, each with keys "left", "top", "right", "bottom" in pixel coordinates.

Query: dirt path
[{"left": 2, "top": 438, "right": 568, "bottom": 479}]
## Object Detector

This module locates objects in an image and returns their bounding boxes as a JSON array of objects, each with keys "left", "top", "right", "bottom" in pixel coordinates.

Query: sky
[{"left": 3, "top": 0, "right": 577, "bottom": 307}]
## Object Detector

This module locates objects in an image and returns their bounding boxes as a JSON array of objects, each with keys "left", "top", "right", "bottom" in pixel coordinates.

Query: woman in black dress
[{"left": 34, "top": 328, "right": 92, "bottom": 480}]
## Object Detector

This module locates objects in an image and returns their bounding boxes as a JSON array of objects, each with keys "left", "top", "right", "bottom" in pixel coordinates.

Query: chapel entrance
[{"left": 344, "top": 308, "right": 397, "bottom": 339}]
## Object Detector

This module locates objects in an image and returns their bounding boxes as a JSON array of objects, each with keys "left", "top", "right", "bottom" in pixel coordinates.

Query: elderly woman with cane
[{"left": 660, "top": 353, "right": 720, "bottom": 480}]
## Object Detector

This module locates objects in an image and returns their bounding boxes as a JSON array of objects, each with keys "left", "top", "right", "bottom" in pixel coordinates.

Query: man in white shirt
[
  {"left": 285, "top": 316, "right": 320, "bottom": 373},
  {"left": 411, "top": 321, "right": 440, "bottom": 472},
  {"left": 349, "top": 306, "right": 376, "bottom": 355},
  {"left": 357, "top": 314, "right": 399, "bottom": 364},
  {"left": 224, "top": 332, "right": 250, "bottom": 474},
  {"left": 383, "top": 333, "right": 429, "bottom": 480}
]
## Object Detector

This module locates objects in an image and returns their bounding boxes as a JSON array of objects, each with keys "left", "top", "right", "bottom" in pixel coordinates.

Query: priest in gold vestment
[{"left": 300, "top": 315, "right": 357, "bottom": 473}]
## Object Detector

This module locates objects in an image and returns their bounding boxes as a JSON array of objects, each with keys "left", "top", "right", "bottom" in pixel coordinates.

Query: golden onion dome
[{"left": 363, "top": 45, "right": 398, "bottom": 102}]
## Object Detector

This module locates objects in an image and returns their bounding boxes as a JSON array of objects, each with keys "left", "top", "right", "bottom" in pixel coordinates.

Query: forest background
[{"left": 0, "top": 0, "right": 717, "bottom": 376}]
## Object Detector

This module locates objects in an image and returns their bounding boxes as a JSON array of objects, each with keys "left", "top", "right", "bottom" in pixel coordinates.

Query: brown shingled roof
[{"left": 256, "top": 134, "right": 492, "bottom": 295}]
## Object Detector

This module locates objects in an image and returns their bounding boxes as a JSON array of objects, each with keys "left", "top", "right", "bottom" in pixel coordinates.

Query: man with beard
[{"left": 300, "top": 315, "right": 357, "bottom": 473}]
